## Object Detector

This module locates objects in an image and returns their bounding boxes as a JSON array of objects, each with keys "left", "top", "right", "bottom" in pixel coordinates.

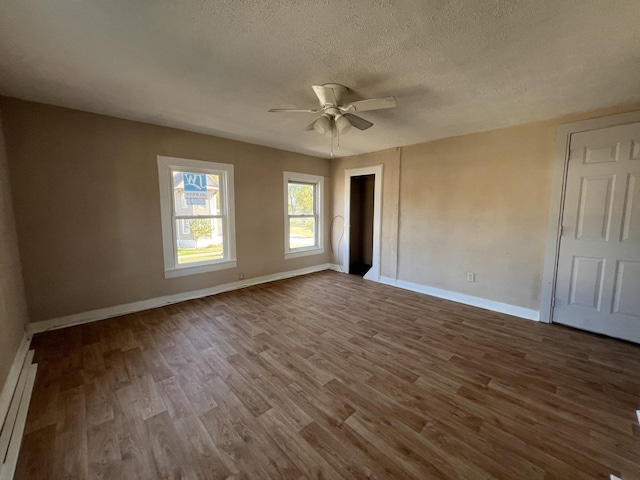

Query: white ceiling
[{"left": 0, "top": 0, "right": 639, "bottom": 158}]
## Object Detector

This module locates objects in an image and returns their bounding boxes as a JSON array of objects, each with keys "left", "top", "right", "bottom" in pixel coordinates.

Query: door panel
[
  {"left": 631, "top": 140, "right": 640, "bottom": 160},
  {"left": 568, "top": 256, "right": 604, "bottom": 309},
  {"left": 583, "top": 143, "right": 620, "bottom": 164},
  {"left": 612, "top": 260, "right": 640, "bottom": 317},
  {"left": 554, "top": 122, "right": 640, "bottom": 343},
  {"left": 621, "top": 173, "right": 639, "bottom": 242},
  {"left": 576, "top": 175, "right": 615, "bottom": 240}
]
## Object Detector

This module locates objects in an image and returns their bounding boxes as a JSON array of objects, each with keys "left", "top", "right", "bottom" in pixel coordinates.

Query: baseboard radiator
[{"left": 0, "top": 350, "right": 37, "bottom": 480}]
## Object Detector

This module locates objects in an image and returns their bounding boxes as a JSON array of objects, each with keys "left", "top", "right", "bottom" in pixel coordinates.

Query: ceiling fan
[{"left": 268, "top": 84, "right": 397, "bottom": 138}]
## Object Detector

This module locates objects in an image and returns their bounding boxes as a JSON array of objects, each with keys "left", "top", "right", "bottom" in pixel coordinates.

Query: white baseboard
[
  {"left": 0, "top": 334, "right": 32, "bottom": 430},
  {"left": 0, "top": 337, "right": 36, "bottom": 480},
  {"left": 0, "top": 360, "right": 37, "bottom": 480},
  {"left": 27, "top": 263, "right": 331, "bottom": 335},
  {"left": 26, "top": 266, "right": 539, "bottom": 333},
  {"left": 378, "top": 276, "right": 540, "bottom": 321}
]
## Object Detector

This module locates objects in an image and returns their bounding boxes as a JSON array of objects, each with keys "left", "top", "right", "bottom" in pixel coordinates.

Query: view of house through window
[
  {"left": 284, "top": 171, "right": 323, "bottom": 258},
  {"left": 158, "top": 156, "right": 236, "bottom": 278},
  {"left": 173, "top": 171, "right": 224, "bottom": 264}
]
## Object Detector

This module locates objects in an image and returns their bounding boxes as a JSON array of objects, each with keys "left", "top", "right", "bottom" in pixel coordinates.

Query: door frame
[
  {"left": 539, "top": 110, "right": 640, "bottom": 323},
  {"left": 343, "top": 165, "right": 383, "bottom": 281}
]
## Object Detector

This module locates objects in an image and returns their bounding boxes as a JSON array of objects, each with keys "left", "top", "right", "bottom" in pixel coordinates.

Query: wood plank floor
[{"left": 16, "top": 271, "right": 640, "bottom": 479}]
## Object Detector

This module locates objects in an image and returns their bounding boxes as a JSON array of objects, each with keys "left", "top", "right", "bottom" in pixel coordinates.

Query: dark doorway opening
[{"left": 349, "top": 174, "right": 375, "bottom": 277}]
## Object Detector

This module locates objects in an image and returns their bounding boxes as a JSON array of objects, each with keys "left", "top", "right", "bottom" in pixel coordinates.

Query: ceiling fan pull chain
[{"left": 330, "top": 131, "right": 334, "bottom": 157}]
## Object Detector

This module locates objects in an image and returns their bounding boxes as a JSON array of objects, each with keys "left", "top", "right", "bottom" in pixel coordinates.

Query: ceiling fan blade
[
  {"left": 304, "top": 119, "right": 318, "bottom": 131},
  {"left": 342, "top": 96, "right": 397, "bottom": 112},
  {"left": 344, "top": 113, "right": 373, "bottom": 131},
  {"left": 312, "top": 85, "right": 338, "bottom": 106},
  {"left": 268, "top": 108, "right": 319, "bottom": 113}
]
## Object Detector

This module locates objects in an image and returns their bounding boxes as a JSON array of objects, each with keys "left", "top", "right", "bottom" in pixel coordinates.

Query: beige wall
[
  {"left": 399, "top": 122, "right": 556, "bottom": 309},
  {"left": 331, "top": 103, "right": 640, "bottom": 312},
  {"left": 330, "top": 148, "right": 401, "bottom": 278},
  {"left": 4, "top": 97, "right": 639, "bottom": 325},
  {"left": 0, "top": 98, "right": 330, "bottom": 323},
  {"left": 397, "top": 103, "right": 640, "bottom": 311},
  {"left": 0, "top": 108, "right": 29, "bottom": 388}
]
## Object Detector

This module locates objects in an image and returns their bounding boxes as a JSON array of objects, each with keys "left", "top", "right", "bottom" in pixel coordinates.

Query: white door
[{"left": 554, "top": 122, "right": 640, "bottom": 343}]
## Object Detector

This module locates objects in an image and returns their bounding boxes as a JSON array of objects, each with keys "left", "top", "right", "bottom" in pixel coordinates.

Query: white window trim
[
  {"left": 284, "top": 171, "right": 324, "bottom": 259},
  {"left": 158, "top": 156, "right": 237, "bottom": 278}
]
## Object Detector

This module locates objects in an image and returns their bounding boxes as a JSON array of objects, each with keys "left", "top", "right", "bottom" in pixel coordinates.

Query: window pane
[
  {"left": 289, "top": 217, "right": 315, "bottom": 249},
  {"left": 288, "top": 182, "right": 314, "bottom": 215},
  {"left": 173, "top": 171, "right": 222, "bottom": 216},
  {"left": 176, "top": 218, "right": 224, "bottom": 264}
]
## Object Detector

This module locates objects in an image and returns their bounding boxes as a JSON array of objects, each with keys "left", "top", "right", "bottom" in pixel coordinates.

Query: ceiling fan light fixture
[
  {"left": 334, "top": 114, "right": 352, "bottom": 134},
  {"left": 313, "top": 114, "right": 332, "bottom": 135}
]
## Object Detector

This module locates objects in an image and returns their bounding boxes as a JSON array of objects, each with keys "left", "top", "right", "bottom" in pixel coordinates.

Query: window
[
  {"left": 284, "top": 171, "right": 324, "bottom": 259},
  {"left": 158, "top": 156, "right": 236, "bottom": 278}
]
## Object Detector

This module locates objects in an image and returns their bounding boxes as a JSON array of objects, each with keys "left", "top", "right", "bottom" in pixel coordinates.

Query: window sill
[
  {"left": 285, "top": 247, "right": 324, "bottom": 260},
  {"left": 164, "top": 259, "right": 237, "bottom": 278}
]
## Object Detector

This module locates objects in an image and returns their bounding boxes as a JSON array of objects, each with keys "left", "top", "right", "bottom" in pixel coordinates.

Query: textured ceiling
[{"left": 0, "top": 0, "right": 639, "bottom": 158}]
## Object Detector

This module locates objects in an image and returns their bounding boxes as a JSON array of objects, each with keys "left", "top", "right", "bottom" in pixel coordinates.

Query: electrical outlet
[
  {"left": 466, "top": 272, "right": 475, "bottom": 282},
  {"left": 239, "top": 272, "right": 244, "bottom": 280}
]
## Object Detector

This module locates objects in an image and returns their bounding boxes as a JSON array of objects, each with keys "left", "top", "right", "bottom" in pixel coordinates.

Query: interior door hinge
[{"left": 551, "top": 297, "right": 556, "bottom": 308}]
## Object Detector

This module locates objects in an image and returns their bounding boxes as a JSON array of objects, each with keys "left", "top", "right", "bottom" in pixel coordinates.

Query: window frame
[
  {"left": 158, "top": 156, "right": 237, "bottom": 278},
  {"left": 284, "top": 171, "right": 324, "bottom": 259}
]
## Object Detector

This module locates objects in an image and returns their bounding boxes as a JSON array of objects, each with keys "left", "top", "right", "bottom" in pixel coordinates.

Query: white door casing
[
  {"left": 553, "top": 122, "right": 640, "bottom": 342},
  {"left": 343, "top": 165, "right": 383, "bottom": 281}
]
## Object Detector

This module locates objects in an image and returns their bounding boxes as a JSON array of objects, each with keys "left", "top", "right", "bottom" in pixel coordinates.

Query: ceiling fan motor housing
[{"left": 315, "top": 83, "right": 349, "bottom": 106}]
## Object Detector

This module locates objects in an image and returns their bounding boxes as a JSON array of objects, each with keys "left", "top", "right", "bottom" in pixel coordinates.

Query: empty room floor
[{"left": 15, "top": 271, "right": 640, "bottom": 479}]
